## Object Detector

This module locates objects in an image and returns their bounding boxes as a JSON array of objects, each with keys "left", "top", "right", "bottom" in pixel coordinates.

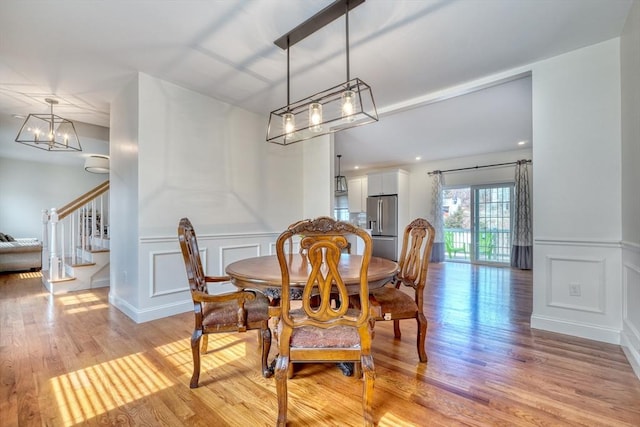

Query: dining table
[
  {"left": 225, "top": 253, "right": 399, "bottom": 298},
  {"left": 225, "top": 253, "right": 399, "bottom": 376}
]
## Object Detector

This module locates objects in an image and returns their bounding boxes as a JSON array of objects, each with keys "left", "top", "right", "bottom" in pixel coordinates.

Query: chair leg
[
  {"left": 393, "top": 319, "right": 401, "bottom": 338},
  {"left": 201, "top": 334, "right": 208, "bottom": 354},
  {"left": 417, "top": 312, "right": 428, "bottom": 363},
  {"left": 361, "top": 354, "right": 375, "bottom": 427},
  {"left": 190, "top": 330, "right": 203, "bottom": 388},
  {"left": 261, "top": 326, "right": 273, "bottom": 377},
  {"left": 353, "top": 362, "right": 362, "bottom": 378},
  {"left": 275, "top": 355, "right": 289, "bottom": 427}
]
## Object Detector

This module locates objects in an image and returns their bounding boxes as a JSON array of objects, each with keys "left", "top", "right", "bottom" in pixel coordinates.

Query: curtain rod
[{"left": 427, "top": 159, "right": 531, "bottom": 175}]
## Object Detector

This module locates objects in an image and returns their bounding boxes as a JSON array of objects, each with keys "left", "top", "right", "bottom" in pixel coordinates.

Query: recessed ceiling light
[
  {"left": 12, "top": 114, "right": 26, "bottom": 120},
  {"left": 354, "top": 165, "right": 359, "bottom": 169},
  {"left": 415, "top": 156, "right": 422, "bottom": 161},
  {"left": 518, "top": 140, "right": 527, "bottom": 145}
]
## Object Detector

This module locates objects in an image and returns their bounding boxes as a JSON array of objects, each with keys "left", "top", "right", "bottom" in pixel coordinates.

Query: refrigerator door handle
[{"left": 377, "top": 198, "right": 382, "bottom": 233}]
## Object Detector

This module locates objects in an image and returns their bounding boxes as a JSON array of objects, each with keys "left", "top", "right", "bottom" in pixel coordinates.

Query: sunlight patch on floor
[
  {"left": 154, "top": 334, "right": 248, "bottom": 375},
  {"left": 50, "top": 352, "right": 174, "bottom": 424},
  {"left": 378, "top": 411, "right": 420, "bottom": 426},
  {"left": 17, "top": 271, "right": 42, "bottom": 279},
  {"left": 56, "top": 292, "right": 109, "bottom": 313},
  {"left": 58, "top": 293, "right": 101, "bottom": 305}
]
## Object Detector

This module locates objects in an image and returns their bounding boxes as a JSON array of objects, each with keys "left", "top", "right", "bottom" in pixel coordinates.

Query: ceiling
[{"left": 0, "top": 0, "right": 633, "bottom": 171}]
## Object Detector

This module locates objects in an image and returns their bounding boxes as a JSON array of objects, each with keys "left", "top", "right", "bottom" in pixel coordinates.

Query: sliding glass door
[{"left": 443, "top": 183, "right": 513, "bottom": 265}]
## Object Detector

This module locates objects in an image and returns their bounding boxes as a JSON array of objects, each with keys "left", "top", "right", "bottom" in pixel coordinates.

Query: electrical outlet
[{"left": 569, "top": 283, "right": 581, "bottom": 296}]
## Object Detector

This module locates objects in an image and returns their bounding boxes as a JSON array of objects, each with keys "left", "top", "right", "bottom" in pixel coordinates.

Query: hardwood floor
[{"left": 1, "top": 264, "right": 639, "bottom": 426}]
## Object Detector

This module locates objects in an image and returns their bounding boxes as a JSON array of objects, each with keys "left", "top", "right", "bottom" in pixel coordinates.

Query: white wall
[
  {"left": 620, "top": 0, "right": 640, "bottom": 378},
  {"left": 109, "top": 73, "right": 305, "bottom": 322},
  {"left": 0, "top": 157, "right": 107, "bottom": 239},
  {"left": 302, "top": 134, "right": 332, "bottom": 219},
  {"left": 531, "top": 39, "right": 623, "bottom": 344},
  {"left": 109, "top": 75, "right": 141, "bottom": 310}
]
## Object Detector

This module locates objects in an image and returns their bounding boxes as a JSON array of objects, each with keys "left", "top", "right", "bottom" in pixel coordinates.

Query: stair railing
[{"left": 43, "top": 181, "right": 110, "bottom": 281}]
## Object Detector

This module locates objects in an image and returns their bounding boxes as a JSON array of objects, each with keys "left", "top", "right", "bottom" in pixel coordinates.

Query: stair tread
[
  {"left": 41, "top": 270, "right": 76, "bottom": 283},
  {"left": 63, "top": 257, "right": 96, "bottom": 267}
]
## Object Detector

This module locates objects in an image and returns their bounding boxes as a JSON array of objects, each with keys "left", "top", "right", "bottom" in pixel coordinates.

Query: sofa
[{"left": 0, "top": 235, "right": 42, "bottom": 273}]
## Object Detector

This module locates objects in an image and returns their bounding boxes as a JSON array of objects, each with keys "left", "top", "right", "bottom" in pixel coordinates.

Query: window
[{"left": 443, "top": 184, "right": 513, "bottom": 265}]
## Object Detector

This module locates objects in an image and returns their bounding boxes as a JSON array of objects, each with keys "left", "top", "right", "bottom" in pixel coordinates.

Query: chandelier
[
  {"left": 15, "top": 98, "right": 82, "bottom": 152},
  {"left": 266, "top": 0, "right": 378, "bottom": 145}
]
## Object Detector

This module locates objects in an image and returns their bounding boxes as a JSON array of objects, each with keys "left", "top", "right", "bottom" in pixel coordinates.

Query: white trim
[
  {"left": 379, "top": 68, "right": 532, "bottom": 117},
  {"left": 622, "top": 240, "right": 640, "bottom": 253},
  {"left": 219, "top": 243, "right": 261, "bottom": 272},
  {"left": 534, "top": 237, "right": 621, "bottom": 248},
  {"left": 140, "top": 231, "right": 279, "bottom": 244},
  {"left": 621, "top": 324, "right": 640, "bottom": 380},
  {"left": 530, "top": 314, "right": 621, "bottom": 345},
  {"left": 109, "top": 290, "right": 191, "bottom": 323},
  {"left": 148, "top": 249, "right": 198, "bottom": 297},
  {"left": 621, "top": 261, "right": 640, "bottom": 380},
  {"left": 545, "top": 255, "right": 606, "bottom": 313}
]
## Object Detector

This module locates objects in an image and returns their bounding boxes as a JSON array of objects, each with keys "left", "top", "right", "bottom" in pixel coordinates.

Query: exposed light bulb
[
  {"left": 341, "top": 90, "right": 356, "bottom": 122},
  {"left": 283, "top": 112, "right": 295, "bottom": 139},
  {"left": 308, "top": 102, "right": 323, "bottom": 132}
]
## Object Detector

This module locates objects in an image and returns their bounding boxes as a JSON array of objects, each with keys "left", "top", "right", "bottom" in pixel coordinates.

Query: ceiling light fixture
[
  {"left": 84, "top": 155, "right": 110, "bottom": 174},
  {"left": 266, "top": 0, "right": 378, "bottom": 145},
  {"left": 15, "top": 98, "right": 82, "bottom": 152},
  {"left": 335, "top": 154, "right": 348, "bottom": 194}
]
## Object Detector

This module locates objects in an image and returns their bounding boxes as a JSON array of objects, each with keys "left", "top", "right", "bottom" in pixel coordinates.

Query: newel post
[
  {"left": 41, "top": 209, "right": 50, "bottom": 270},
  {"left": 49, "top": 208, "right": 60, "bottom": 281}
]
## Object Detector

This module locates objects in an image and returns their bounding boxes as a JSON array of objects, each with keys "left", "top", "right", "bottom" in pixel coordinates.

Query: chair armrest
[
  {"left": 192, "top": 289, "right": 256, "bottom": 304},
  {"left": 268, "top": 306, "right": 282, "bottom": 318},
  {"left": 204, "top": 275, "right": 232, "bottom": 283}
]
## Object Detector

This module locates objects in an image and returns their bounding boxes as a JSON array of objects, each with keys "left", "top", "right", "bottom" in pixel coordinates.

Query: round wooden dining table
[{"left": 225, "top": 254, "right": 398, "bottom": 295}]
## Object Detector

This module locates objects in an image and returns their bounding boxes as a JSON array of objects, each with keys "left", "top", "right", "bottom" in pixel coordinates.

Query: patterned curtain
[
  {"left": 511, "top": 160, "right": 532, "bottom": 269},
  {"left": 429, "top": 172, "right": 445, "bottom": 262}
]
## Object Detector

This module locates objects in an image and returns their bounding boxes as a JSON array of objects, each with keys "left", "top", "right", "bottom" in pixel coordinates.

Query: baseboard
[
  {"left": 109, "top": 291, "right": 192, "bottom": 323},
  {"left": 91, "top": 277, "right": 110, "bottom": 288},
  {"left": 621, "top": 319, "right": 640, "bottom": 380},
  {"left": 530, "top": 314, "right": 621, "bottom": 345}
]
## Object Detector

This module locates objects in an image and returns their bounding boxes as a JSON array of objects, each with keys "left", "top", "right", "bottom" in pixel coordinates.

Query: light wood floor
[{"left": 1, "top": 263, "right": 639, "bottom": 426}]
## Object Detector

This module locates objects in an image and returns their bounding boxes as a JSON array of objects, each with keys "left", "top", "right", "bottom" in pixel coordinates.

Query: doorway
[{"left": 443, "top": 184, "right": 513, "bottom": 265}]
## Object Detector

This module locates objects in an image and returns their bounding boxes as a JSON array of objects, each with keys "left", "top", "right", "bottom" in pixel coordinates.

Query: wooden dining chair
[
  {"left": 353, "top": 218, "right": 435, "bottom": 362},
  {"left": 273, "top": 216, "right": 375, "bottom": 427},
  {"left": 177, "top": 218, "right": 272, "bottom": 388}
]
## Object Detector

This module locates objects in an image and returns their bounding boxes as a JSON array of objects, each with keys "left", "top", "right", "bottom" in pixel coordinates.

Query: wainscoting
[
  {"left": 622, "top": 240, "right": 640, "bottom": 378},
  {"left": 110, "top": 231, "right": 280, "bottom": 323},
  {"left": 532, "top": 237, "right": 623, "bottom": 344}
]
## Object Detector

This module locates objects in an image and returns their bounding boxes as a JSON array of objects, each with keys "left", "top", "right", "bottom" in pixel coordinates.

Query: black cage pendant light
[
  {"left": 266, "top": 0, "right": 378, "bottom": 145},
  {"left": 15, "top": 98, "right": 82, "bottom": 152},
  {"left": 335, "top": 154, "right": 348, "bottom": 194}
]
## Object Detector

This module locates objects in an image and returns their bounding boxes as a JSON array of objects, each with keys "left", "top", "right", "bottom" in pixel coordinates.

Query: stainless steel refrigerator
[{"left": 366, "top": 195, "right": 398, "bottom": 261}]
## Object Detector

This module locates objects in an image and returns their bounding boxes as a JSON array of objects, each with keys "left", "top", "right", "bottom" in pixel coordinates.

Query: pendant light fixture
[
  {"left": 266, "top": 0, "right": 378, "bottom": 145},
  {"left": 15, "top": 98, "right": 82, "bottom": 152},
  {"left": 335, "top": 154, "right": 348, "bottom": 194}
]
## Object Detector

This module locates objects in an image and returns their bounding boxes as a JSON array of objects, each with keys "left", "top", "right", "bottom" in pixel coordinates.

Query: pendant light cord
[
  {"left": 345, "top": 3, "right": 350, "bottom": 83},
  {"left": 286, "top": 37, "right": 291, "bottom": 110}
]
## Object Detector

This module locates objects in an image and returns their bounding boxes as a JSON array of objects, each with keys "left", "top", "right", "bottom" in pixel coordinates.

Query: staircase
[{"left": 41, "top": 181, "right": 110, "bottom": 294}]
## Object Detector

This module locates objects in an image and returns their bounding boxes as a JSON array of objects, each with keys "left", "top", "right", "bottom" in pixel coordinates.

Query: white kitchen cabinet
[
  {"left": 367, "top": 171, "right": 402, "bottom": 196},
  {"left": 347, "top": 176, "right": 367, "bottom": 213}
]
